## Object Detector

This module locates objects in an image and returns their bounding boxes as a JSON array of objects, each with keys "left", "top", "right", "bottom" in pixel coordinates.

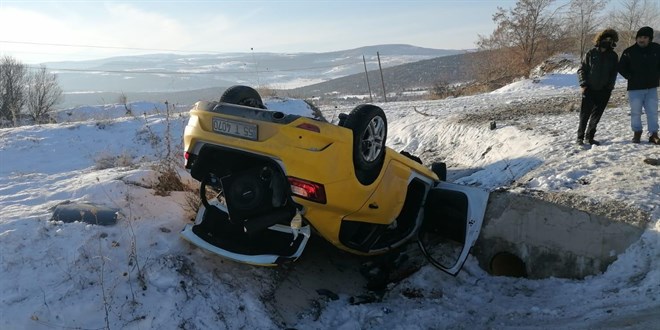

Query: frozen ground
[{"left": 1, "top": 70, "right": 659, "bottom": 329}]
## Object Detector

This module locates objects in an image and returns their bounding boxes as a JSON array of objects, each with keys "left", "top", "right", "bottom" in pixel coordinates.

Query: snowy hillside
[{"left": 1, "top": 71, "right": 659, "bottom": 329}]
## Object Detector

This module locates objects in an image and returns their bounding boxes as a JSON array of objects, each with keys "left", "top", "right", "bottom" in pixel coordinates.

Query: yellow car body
[{"left": 180, "top": 86, "right": 489, "bottom": 275}]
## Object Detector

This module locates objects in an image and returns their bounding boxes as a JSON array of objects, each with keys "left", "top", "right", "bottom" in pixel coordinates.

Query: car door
[{"left": 420, "top": 181, "right": 489, "bottom": 276}]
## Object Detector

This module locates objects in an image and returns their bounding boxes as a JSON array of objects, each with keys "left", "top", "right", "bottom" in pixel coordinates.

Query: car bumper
[{"left": 180, "top": 202, "right": 311, "bottom": 266}]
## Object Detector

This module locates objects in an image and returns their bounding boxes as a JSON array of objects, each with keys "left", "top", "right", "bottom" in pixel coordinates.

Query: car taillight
[
  {"left": 296, "top": 123, "right": 320, "bottom": 133},
  {"left": 184, "top": 152, "right": 196, "bottom": 169},
  {"left": 288, "top": 177, "right": 326, "bottom": 204}
]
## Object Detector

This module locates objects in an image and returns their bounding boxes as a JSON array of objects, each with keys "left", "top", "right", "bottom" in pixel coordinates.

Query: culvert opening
[
  {"left": 490, "top": 252, "right": 527, "bottom": 278},
  {"left": 473, "top": 191, "right": 650, "bottom": 279}
]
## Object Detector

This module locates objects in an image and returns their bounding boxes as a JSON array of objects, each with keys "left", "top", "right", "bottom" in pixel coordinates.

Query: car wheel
[
  {"left": 343, "top": 104, "right": 387, "bottom": 185},
  {"left": 220, "top": 85, "right": 266, "bottom": 109}
]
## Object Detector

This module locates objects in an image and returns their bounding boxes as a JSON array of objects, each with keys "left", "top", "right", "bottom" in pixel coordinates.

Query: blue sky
[{"left": 0, "top": 0, "right": 517, "bottom": 63}]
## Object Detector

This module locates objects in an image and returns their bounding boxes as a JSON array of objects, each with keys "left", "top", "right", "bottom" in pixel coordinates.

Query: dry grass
[
  {"left": 153, "top": 165, "right": 186, "bottom": 197},
  {"left": 183, "top": 190, "right": 202, "bottom": 217},
  {"left": 428, "top": 81, "right": 496, "bottom": 100},
  {"left": 94, "top": 152, "right": 135, "bottom": 170},
  {"left": 182, "top": 183, "right": 223, "bottom": 217}
]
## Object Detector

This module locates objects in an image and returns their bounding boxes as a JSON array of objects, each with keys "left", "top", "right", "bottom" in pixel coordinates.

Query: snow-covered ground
[{"left": 1, "top": 70, "right": 658, "bottom": 329}]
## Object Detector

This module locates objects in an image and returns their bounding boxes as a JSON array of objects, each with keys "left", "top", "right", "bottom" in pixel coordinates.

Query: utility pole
[
  {"left": 377, "top": 51, "right": 387, "bottom": 102},
  {"left": 363, "top": 55, "right": 373, "bottom": 103}
]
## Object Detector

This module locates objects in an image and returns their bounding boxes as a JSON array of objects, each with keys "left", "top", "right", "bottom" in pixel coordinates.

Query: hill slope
[
  {"left": 58, "top": 49, "right": 477, "bottom": 108},
  {"left": 289, "top": 51, "right": 478, "bottom": 99}
]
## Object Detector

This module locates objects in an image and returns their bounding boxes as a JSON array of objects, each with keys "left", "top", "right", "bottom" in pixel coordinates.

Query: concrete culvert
[
  {"left": 473, "top": 190, "right": 651, "bottom": 279},
  {"left": 490, "top": 251, "right": 527, "bottom": 278}
]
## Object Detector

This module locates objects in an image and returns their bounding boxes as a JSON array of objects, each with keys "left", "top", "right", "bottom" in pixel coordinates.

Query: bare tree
[
  {"left": 610, "top": 0, "right": 660, "bottom": 48},
  {"left": 118, "top": 92, "right": 132, "bottom": 115},
  {"left": 26, "top": 66, "right": 62, "bottom": 123},
  {"left": 0, "top": 56, "right": 27, "bottom": 126},
  {"left": 565, "top": 0, "right": 610, "bottom": 59},
  {"left": 478, "top": 0, "right": 564, "bottom": 80},
  {"left": 469, "top": 48, "right": 524, "bottom": 89}
]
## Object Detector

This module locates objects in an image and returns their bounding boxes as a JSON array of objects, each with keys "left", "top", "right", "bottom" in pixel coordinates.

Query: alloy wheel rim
[{"left": 360, "top": 116, "right": 385, "bottom": 162}]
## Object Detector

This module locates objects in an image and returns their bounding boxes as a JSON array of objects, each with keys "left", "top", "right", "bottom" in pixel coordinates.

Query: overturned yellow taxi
[{"left": 181, "top": 86, "right": 488, "bottom": 275}]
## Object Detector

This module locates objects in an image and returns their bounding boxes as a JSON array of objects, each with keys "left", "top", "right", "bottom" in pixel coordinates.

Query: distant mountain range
[{"left": 51, "top": 44, "right": 473, "bottom": 108}]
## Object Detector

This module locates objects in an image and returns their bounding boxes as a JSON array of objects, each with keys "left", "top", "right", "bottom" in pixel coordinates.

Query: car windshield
[{"left": 264, "top": 98, "right": 326, "bottom": 121}]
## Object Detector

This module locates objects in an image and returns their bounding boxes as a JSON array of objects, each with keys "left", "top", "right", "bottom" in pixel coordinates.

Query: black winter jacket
[
  {"left": 578, "top": 48, "right": 619, "bottom": 91},
  {"left": 618, "top": 42, "right": 660, "bottom": 90}
]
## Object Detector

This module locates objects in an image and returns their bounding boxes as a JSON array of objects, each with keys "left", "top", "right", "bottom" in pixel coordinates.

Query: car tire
[
  {"left": 343, "top": 104, "right": 387, "bottom": 185},
  {"left": 220, "top": 85, "right": 266, "bottom": 109}
]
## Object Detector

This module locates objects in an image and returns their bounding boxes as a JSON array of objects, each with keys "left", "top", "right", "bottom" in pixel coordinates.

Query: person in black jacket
[
  {"left": 577, "top": 29, "right": 619, "bottom": 145},
  {"left": 618, "top": 26, "right": 660, "bottom": 145}
]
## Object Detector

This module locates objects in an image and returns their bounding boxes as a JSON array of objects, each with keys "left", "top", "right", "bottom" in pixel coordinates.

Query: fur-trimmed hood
[{"left": 593, "top": 29, "right": 619, "bottom": 45}]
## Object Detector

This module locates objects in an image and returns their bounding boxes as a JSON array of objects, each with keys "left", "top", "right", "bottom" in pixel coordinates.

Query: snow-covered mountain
[{"left": 44, "top": 44, "right": 461, "bottom": 93}]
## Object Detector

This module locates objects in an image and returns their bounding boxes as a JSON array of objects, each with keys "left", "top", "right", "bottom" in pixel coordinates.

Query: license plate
[{"left": 212, "top": 117, "right": 258, "bottom": 141}]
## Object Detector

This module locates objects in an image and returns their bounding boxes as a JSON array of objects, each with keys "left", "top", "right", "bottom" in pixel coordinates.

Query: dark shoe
[
  {"left": 575, "top": 138, "right": 584, "bottom": 145},
  {"left": 633, "top": 131, "right": 642, "bottom": 143},
  {"left": 650, "top": 133, "right": 660, "bottom": 145},
  {"left": 588, "top": 139, "right": 600, "bottom": 145},
  {"left": 644, "top": 158, "right": 660, "bottom": 165}
]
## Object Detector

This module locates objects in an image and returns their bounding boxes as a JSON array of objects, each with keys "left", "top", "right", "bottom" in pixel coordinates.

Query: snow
[{"left": 1, "top": 71, "right": 659, "bottom": 329}]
